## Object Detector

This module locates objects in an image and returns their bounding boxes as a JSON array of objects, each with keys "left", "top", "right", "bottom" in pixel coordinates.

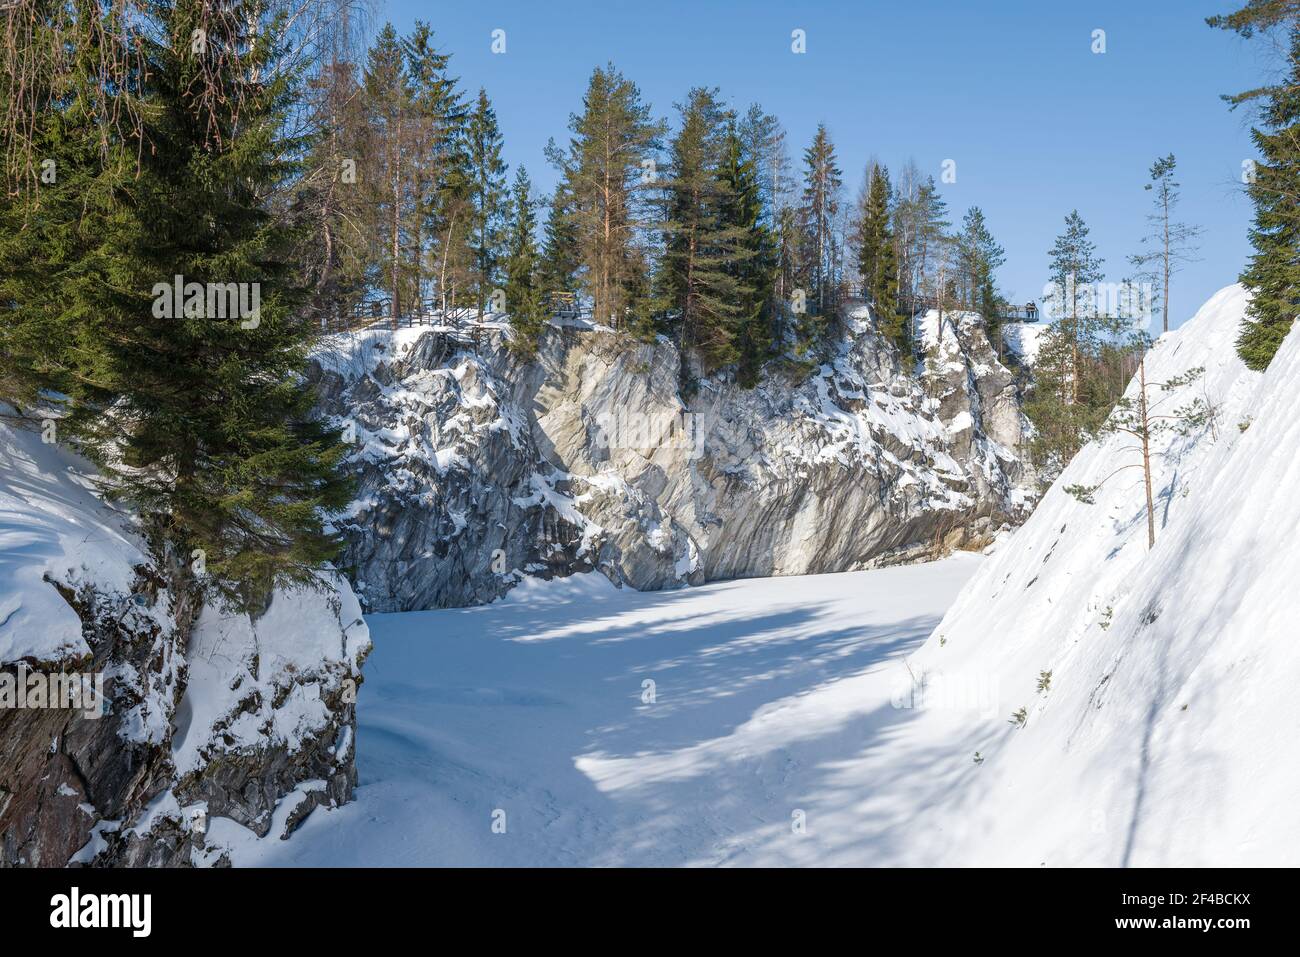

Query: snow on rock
[
  {"left": 312, "top": 305, "right": 1036, "bottom": 611},
  {"left": 903, "top": 284, "right": 1297, "bottom": 865},
  {"left": 0, "top": 416, "right": 369, "bottom": 866},
  {"left": 0, "top": 417, "right": 148, "bottom": 666},
  {"left": 1001, "top": 321, "right": 1048, "bottom": 366}
]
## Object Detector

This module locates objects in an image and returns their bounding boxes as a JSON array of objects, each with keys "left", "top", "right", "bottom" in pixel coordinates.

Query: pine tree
[
  {"left": 504, "top": 166, "right": 545, "bottom": 355},
  {"left": 856, "top": 162, "right": 902, "bottom": 349},
  {"left": 1025, "top": 211, "right": 1140, "bottom": 474},
  {"left": 545, "top": 63, "right": 665, "bottom": 329},
  {"left": 14, "top": 0, "right": 354, "bottom": 608},
  {"left": 1046, "top": 210, "right": 1106, "bottom": 403},
  {"left": 464, "top": 87, "right": 508, "bottom": 318},
  {"left": 1129, "top": 155, "right": 1202, "bottom": 335}
]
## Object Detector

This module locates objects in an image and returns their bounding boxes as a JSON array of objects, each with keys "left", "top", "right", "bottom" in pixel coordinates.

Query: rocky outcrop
[
  {"left": 313, "top": 304, "right": 1035, "bottom": 612},
  {"left": 0, "top": 420, "right": 369, "bottom": 867},
  {"left": 0, "top": 571, "right": 367, "bottom": 868}
]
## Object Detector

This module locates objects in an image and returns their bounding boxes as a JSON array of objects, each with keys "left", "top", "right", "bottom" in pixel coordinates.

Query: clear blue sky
[{"left": 381, "top": 0, "right": 1265, "bottom": 329}]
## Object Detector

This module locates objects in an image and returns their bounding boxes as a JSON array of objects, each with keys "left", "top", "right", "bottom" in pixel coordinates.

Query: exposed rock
[
  {"left": 0, "top": 420, "right": 369, "bottom": 867},
  {"left": 313, "top": 304, "right": 1035, "bottom": 612}
]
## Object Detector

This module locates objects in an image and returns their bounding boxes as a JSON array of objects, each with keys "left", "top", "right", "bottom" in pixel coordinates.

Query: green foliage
[
  {"left": 1, "top": 1, "right": 353, "bottom": 610},
  {"left": 545, "top": 63, "right": 665, "bottom": 328},
  {"left": 464, "top": 87, "right": 509, "bottom": 314},
  {"left": 857, "top": 163, "right": 903, "bottom": 351},
  {"left": 504, "top": 167, "right": 544, "bottom": 356},
  {"left": 1234, "top": 25, "right": 1300, "bottom": 370},
  {"left": 798, "top": 123, "right": 843, "bottom": 331},
  {"left": 1023, "top": 211, "right": 1139, "bottom": 475}
]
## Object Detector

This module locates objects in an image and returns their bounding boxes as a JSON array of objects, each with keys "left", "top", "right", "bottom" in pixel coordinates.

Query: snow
[
  {"left": 224, "top": 282, "right": 1299, "bottom": 868},
  {"left": 1001, "top": 322, "right": 1048, "bottom": 365},
  {"left": 0, "top": 414, "right": 152, "bottom": 665},
  {"left": 217, "top": 557, "right": 983, "bottom": 866},
  {"left": 901, "top": 283, "right": 1300, "bottom": 866},
  {"left": 172, "top": 572, "right": 369, "bottom": 777}
]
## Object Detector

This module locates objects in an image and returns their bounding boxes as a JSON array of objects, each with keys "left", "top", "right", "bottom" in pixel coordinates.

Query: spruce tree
[
  {"left": 504, "top": 166, "right": 545, "bottom": 355},
  {"left": 20, "top": 0, "right": 353, "bottom": 608},
  {"left": 362, "top": 23, "right": 413, "bottom": 318},
  {"left": 719, "top": 126, "right": 776, "bottom": 387},
  {"left": 0, "top": 14, "right": 122, "bottom": 410},
  {"left": 857, "top": 163, "right": 902, "bottom": 350},
  {"left": 539, "top": 179, "right": 580, "bottom": 299},
  {"left": 465, "top": 87, "right": 508, "bottom": 317},
  {"left": 1233, "top": 26, "right": 1300, "bottom": 369},
  {"left": 799, "top": 124, "right": 843, "bottom": 320},
  {"left": 660, "top": 87, "right": 744, "bottom": 373}
]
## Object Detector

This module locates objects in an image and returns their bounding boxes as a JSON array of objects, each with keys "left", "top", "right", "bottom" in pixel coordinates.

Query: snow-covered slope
[
  {"left": 0, "top": 416, "right": 369, "bottom": 866},
  {"left": 904, "top": 284, "right": 1300, "bottom": 865}
]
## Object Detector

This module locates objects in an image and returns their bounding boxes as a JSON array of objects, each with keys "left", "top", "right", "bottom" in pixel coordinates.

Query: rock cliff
[{"left": 313, "top": 304, "right": 1035, "bottom": 612}]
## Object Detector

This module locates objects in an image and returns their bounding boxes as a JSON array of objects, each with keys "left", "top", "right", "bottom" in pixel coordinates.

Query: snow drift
[{"left": 903, "top": 284, "right": 1298, "bottom": 866}]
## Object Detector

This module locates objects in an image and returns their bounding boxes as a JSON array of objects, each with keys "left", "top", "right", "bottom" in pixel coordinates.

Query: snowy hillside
[
  {"left": 903, "top": 284, "right": 1300, "bottom": 865},
  {"left": 0, "top": 415, "right": 369, "bottom": 866}
]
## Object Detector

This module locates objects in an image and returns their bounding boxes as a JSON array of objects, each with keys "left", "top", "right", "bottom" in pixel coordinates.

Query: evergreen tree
[
  {"left": 660, "top": 87, "right": 744, "bottom": 372},
  {"left": 1229, "top": 26, "right": 1300, "bottom": 369},
  {"left": 545, "top": 63, "right": 665, "bottom": 329},
  {"left": 504, "top": 166, "right": 545, "bottom": 355},
  {"left": 539, "top": 179, "right": 580, "bottom": 298},
  {"left": 720, "top": 126, "right": 776, "bottom": 386},
  {"left": 29, "top": 0, "right": 351, "bottom": 607},
  {"left": 914, "top": 176, "right": 951, "bottom": 307},
  {"left": 1046, "top": 210, "right": 1106, "bottom": 403},
  {"left": 957, "top": 206, "right": 1006, "bottom": 349},
  {"left": 362, "top": 23, "right": 413, "bottom": 319},
  {"left": 403, "top": 21, "right": 467, "bottom": 311},
  {"left": 1025, "top": 211, "right": 1138, "bottom": 474},
  {"left": 856, "top": 162, "right": 902, "bottom": 349},
  {"left": 464, "top": 87, "right": 508, "bottom": 317},
  {"left": 1129, "top": 155, "right": 1203, "bottom": 335},
  {"left": 799, "top": 124, "right": 843, "bottom": 320},
  {"left": 0, "top": 10, "right": 119, "bottom": 409}
]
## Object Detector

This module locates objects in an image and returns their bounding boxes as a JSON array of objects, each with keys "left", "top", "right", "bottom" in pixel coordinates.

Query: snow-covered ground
[
  {"left": 218, "top": 557, "right": 985, "bottom": 866},
  {"left": 223, "top": 282, "right": 1300, "bottom": 869}
]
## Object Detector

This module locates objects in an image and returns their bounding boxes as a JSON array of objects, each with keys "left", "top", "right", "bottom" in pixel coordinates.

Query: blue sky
[{"left": 381, "top": 0, "right": 1265, "bottom": 329}]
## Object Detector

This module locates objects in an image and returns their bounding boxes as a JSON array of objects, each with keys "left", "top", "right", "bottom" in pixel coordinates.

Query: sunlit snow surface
[{"left": 224, "top": 557, "right": 983, "bottom": 866}]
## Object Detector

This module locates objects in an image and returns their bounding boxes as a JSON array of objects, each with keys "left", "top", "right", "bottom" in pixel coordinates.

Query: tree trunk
[{"left": 1138, "top": 355, "right": 1156, "bottom": 549}]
